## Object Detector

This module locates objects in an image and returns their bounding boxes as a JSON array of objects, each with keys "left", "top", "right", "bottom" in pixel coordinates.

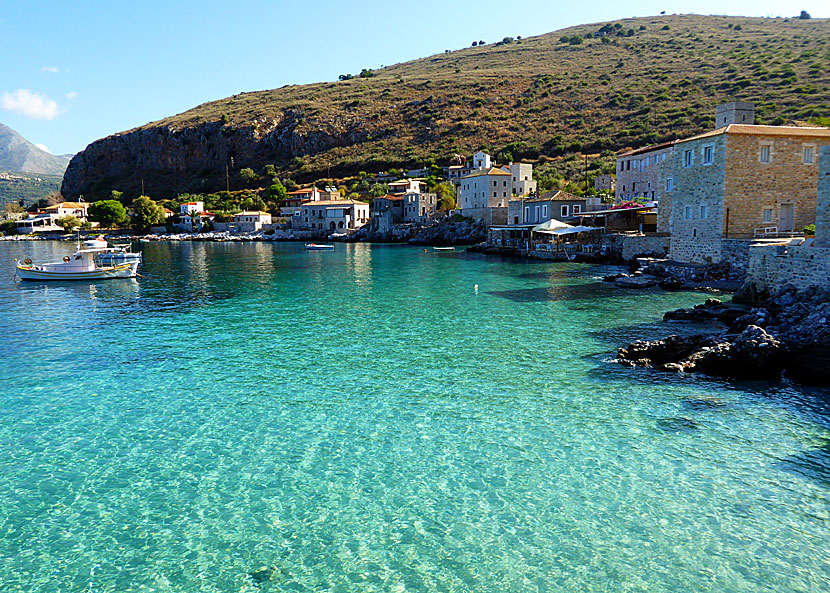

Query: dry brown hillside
[{"left": 62, "top": 14, "right": 830, "bottom": 199}]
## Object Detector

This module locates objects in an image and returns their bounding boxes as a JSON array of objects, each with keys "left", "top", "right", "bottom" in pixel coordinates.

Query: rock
[
  {"left": 681, "top": 395, "right": 728, "bottom": 410},
  {"left": 603, "top": 273, "right": 627, "bottom": 282},
  {"left": 659, "top": 276, "right": 685, "bottom": 290},
  {"left": 250, "top": 566, "right": 275, "bottom": 584},
  {"left": 657, "top": 416, "right": 701, "bottom": 432},
  {"left": 614, "top": 274, "right": 658, "bottom": 288},
  {"left": 618, "top": 334, "right": 716, "bottom": 368}
]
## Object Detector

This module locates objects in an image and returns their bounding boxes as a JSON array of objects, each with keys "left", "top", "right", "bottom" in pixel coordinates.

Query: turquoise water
[{"left": 0, "top": 241, "right": 828, "bottom": 592}]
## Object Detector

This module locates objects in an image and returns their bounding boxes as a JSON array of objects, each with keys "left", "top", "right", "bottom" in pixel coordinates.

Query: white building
[
  {"left": 44, "top": 202, "right": 89, "bottom": 220},
  {"left": 15, "top": 213, "right": 64, "bottom": 233},
  {"left": 180, "top": 201, "right": 204, "bottom": 215},
  {"left": 232, "top": 211, "right": 272, "bottom": 232},
  {"left": 457, "top": 152, "right": 538, "bottom": 217},
  {"left": 298, "top": 200, "right": 370, "bottom": 231}
]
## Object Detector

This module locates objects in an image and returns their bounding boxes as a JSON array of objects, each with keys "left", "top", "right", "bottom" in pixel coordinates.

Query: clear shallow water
[{"left": 0, "top": 241, "right": 828, "bottom": 593}]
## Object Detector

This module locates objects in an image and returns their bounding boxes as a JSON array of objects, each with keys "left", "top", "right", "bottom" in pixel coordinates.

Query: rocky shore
[{"left": 617, "top": 287, "right": 830, "bottom": 385}]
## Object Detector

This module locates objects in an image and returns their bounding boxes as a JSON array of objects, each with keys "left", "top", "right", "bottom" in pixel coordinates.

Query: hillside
[
  {"left": 0, "top": 124, "right": 71, "bottom": 176},
  {"left": 62, "top": 14, "right": 830, "bottom": 200}
]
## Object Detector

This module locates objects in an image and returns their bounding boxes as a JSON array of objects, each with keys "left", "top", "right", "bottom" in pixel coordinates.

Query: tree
[
  {"left": 56, "top": 215, "right": 81, "bottom": 232},
  {"left": 472, "top": 41, "right": 478, "bottom": 47},
  {"left": 502, "top": 37, "right": 514, "bottom": 44},
  {"left": 799, "top": 10, "right": 811, "bottom": 19},
  {"left": 130, "top": 195, "right": 164, "bottom": 231},
  {"left": 3, "top": 202, "right": 24, "bottom": 219},
  {"left": 434, "top": 182, "right": 457, "bottom": 211},
  {"left": 265, "top": 180, "right": 287, "bottom": 201},
  {"left": 369, "top": 182, "right": 388, "bottom": 198},
  {"left": 239, "top": 167, "right": 258, "bottom": 185},
  {"left": 262, "top": 164, "right": 277, "bottom": 179},
  {"left": 88, "top": 200, "right": 127, "bottom": 227},
  {"left": 110, "top": 190, "right": 123, "bottom": 202}
]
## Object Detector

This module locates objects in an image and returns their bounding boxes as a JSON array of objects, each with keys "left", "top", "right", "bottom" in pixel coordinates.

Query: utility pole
[
  {"left": 141, "top": 178, "right": 145, "bottom": 196},
  {"left": 226, "top": 166, "right": 230, "bottom": 193},
  {"left": 583, "top": 155, "right": 588, "bottom": 193}
]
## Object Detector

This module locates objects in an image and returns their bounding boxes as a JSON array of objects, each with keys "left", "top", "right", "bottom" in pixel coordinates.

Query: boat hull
[
  {"left": 305, "top": 244, "right": 334, "bottom": 250},
  {"left": 16, "top": 261, "right": 139, "bottom": 281}
]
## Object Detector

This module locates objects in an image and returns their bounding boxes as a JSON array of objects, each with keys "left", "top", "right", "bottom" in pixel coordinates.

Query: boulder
[{"left": 614, "top": 274, "right": 659, "bottom": 288}]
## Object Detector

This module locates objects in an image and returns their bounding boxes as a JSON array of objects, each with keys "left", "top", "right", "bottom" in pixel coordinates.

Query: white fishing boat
[
  {"left": 432, "top": 246, "right": 455, "bottom": 251},
  {"left": 83, "top": 236, "right": 142, "bottom": 264},
  {"left": 305, "top": 243, "right": 334, "bottom": 250},
  {"left": 15, "top": 247, "right": 140, "bottom": 281}
]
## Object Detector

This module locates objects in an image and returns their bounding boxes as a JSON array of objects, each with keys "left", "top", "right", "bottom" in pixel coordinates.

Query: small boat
[
  {"left": 432, "top": 246, "right": 455, "bottom": 251},
  {"left": 15, "top": 247, "right": 140, "bottom": 281},
  {"left": 83, "top": 236, "right": 109, "bottom": 249},
  {"left": 305, "top": 243, "right": 334, "bottom": 250}
]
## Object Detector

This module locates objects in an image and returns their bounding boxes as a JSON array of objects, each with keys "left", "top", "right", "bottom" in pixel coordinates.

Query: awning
[
  {"left": 532, "top": 219, "right": 572, "bottom": 232},
  {"left": 535, "top": 226, "right": 601, "bottom": 236}
]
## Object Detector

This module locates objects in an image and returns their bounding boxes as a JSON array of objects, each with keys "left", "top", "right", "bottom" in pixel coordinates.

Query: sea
[{"left": 0, "top": 240, "right": 828, "bottom": 592}]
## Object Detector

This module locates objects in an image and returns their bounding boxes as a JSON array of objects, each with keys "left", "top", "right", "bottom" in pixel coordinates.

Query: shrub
[
  {"left": 662, "top": 25, "right": 671, "bottom": 30},
  {"left": 799, "top": 10, "right": 811, "bottom": 19},
  {"left": 56, "top": 215, "right": 81, "bottom": 232},
  {"left": 803, "top": 224, "right": 816, "bottom": 236},
  {"left": 88, "top": 200, "right": 127, "bottom": 227}
]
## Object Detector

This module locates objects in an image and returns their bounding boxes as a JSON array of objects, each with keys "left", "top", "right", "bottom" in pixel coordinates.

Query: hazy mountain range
[{"left": 0, "top": 123, "right": 72, "bottom": 176}]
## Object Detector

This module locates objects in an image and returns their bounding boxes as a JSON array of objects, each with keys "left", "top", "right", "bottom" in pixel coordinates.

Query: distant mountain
[{"left": 0, "top": 123, "right": 72, "bottom": 176}]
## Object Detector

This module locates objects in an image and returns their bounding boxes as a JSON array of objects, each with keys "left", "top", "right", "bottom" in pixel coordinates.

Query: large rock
[{"left": 618, "top": 326, "right": 787, "bottom": 379}]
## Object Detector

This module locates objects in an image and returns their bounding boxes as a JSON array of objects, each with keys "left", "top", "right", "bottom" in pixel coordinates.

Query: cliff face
[
  {"left": 61, "top": 14, "right": 830, "bottom": 200},
  {"left": 61, "top": 110, "right": 373, "bottom": 198}
]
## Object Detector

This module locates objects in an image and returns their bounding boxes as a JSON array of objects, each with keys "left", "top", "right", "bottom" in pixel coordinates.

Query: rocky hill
[
  {"left": 0, "top": 124, "right": 71, "bottom": 176},
  {"left": 62, "top": 14, "right": 830, "bottom": 199}
]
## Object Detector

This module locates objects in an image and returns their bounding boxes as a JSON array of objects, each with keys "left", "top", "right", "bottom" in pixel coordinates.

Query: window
[
  {"left": 542, "top": 205, "right": 548, "bottom": 218},
  {"left": 685, "top": 206, "right": 692, "bottom": 220},
  {"left": 666, "top": 178, "right": 673, "bottom": 192},
  {"left": 760, "top": 144, "right": 771, "bottom": 163},
  {"left": 626, "top": 161, "right": 631, "bottom": 171},
  {"left": 804, "top": 146, "right": 815, "bottom": 164},
  {"left": 762, "top": 208, "right": 773, "bottom": 223},
  {"left": 632, "top": 182, "right": 636, "bottom": 191},
  {"left": 573, "top": 205, "right": 581, "bottom": 214},
  {"left": 700, "top": 205, "right": 707, "bottom": 219},
  {"left": 524, "top": 207, "right": 530, "bottom": 222},
  {"left": 561, "top": 205, "right": 569, "bottom": 217},
  {"left": 702, "top": 145, "right": 713, "bottom": 165},
  {"left": 684, "top": 150, "right": 693, "bottom": 167}
]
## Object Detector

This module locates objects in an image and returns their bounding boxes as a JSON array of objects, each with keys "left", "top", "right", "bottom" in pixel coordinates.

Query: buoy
[{"left": 474, "top": 284, "right": 479, "bottom": 293}]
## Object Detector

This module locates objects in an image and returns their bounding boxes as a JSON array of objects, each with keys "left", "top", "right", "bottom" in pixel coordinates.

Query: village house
[
  {"left": 232, "top": 210, "right": 272, "bottom": 232},
  {"left": 664, "top": 123, "right": 830, "bottom": 264},
  {"left": 403, "top": 191, "right": 438, "bottom": 223},
  {"left": 370, "top": 194, "right": 405, "bottom": 233},
  {"left": 615, "top": 141, "right": 676, "bottom": 206},
  {"left": 15, "top": 212, "right": 64, "bottom": 233},
  {"left": 507, "top": 190, "right": 586, "bottom": 225},
  {"left": 281, "top": 187, "right": 339, "bottom": 217},
  {"left": 457, "top": 152, "right": 538, "bottom": 223},
  {"left": 180, "top": 201, "right": 204, "bottom": 215},
  {"left": 44, "top": 202, "right": 90, "bottom": 220},
  {"left": 594, "top": 174, "right": 615, "bottom": 194},
  {"left": 180, "top": 210, "right": 216, "bottom": 231},
  {"left": 298, "top": 199, "right": 369, "bottom": 231}
]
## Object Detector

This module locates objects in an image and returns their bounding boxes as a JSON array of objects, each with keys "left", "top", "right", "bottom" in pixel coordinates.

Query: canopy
[
  {"left": 535, "top": 225, "right": 601, "bottom": 236},
  {"left": 532, "top": 219, "right": 572, "bottom": 232}
]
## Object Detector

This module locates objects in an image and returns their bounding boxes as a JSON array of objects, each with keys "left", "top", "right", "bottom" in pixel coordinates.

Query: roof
[
  {"left": 373, "top": 194, "right": 404, "bottom": 201},
  {"left": 524, "top": 190, "right": 583, "bottom": 203},
  {"left": 618, "top": 140, "right": 678, "bottom": 157},
  {"left": 678, "top": 123, "right": 830, "bottom": 145},
  {"left": 44, "top": 202, "right": 87, "bottom": 210},
  {"left": 162, "top": 207, "right": 174, "bottom": 213},
  {"left": 235, "top": 210, "right": 270, "bottom": 216},
  {"left": 462, "top": 167, "right": 512, "bottom": 179},
  {"left": 302, "top": 199, "right": 367, "bottom": 206},
  {"left": 577, "top": 206, "right": 655, "bottom": 216},
  {"left": 181, "top": 201, "right": 202, "bottom": 205}
]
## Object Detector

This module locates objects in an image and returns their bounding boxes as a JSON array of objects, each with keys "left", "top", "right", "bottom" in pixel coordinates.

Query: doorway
[{"left": 779, "top": 203, "right": 794, "bottom": 233}]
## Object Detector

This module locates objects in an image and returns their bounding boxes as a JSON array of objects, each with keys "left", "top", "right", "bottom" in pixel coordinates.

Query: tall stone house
[
  {"left": 457, "top": 151, "right": 538, "bottom": 222},
  {"left": 663, "top": 124, "right": 830, "bottom": 264},
  {"left": 615, "top": 141, "right": 676, "bottom": 207}
]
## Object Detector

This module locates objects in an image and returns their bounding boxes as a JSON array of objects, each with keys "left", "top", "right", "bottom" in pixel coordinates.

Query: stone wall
[
  {"left": 459, "top": 207, "right": 507, "bottom": 225},
  {"left": 599, "top": 233, "right": 670, "bottom": 260},
  {"left": 744, "top": 244, "right": 830, "bottom": 295}
]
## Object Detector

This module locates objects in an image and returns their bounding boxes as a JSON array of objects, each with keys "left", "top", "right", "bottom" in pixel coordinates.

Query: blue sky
[{"left": 1, "top": 1, "right": 826, "bottom": 156}]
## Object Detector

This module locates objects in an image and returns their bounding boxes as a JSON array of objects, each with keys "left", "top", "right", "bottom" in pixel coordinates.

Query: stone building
[
  {"left": 594, "top": 174, "right": 615, "bottom": 193},
  {"left": 403, "top": 192, "right": 437, "bottom": 223},
  {"left": 665, "top": 124, "right": 830, "bottom": 264},
  {"left": 457, "top": 152, "right": 537, "bottom": 223},
  {"left": 370, "top": 194, "right": 404, "bottom": 233},
  {"left": 615, "top": 141, "right": 676, "bottom": 205}
]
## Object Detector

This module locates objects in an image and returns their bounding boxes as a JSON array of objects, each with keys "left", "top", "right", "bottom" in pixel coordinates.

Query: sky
[{"left": 1, "top": 0, "right": 827, "bottom": 156}]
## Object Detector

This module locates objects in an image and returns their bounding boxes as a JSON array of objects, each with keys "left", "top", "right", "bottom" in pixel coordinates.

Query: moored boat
[
  {"left": 15, "top": 247, "right": 140, "bottom": 281},
  {"left": 432, "top": 246, "right": 455, "bottom": 251},
  {"left": 305, "top": 243, "right": 335, "bottom": 250}
]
